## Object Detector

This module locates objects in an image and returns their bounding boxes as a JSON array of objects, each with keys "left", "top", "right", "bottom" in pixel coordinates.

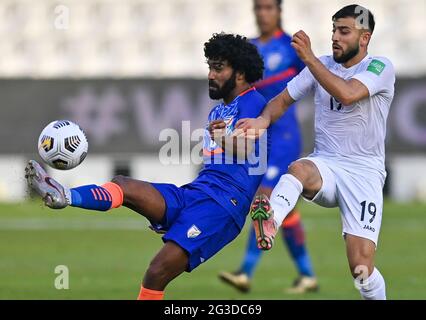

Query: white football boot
[{"left": 25, "top": 160, "right": 70, "bottom": 209}]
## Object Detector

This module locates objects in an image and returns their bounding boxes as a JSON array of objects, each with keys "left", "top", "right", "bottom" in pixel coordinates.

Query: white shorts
[{"left": 300, "top": 156, "right": 384, "bottom": 247}]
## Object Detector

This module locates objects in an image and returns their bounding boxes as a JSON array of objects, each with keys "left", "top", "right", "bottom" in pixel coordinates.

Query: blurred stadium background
[{"left": 0, "top": 0, "right": 425, "bottom": 299}]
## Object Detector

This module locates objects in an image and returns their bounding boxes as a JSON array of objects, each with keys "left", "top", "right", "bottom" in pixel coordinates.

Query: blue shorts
[
  {"left": 261, "top": 129, "right": 301, "bottom": 188},
  {"left": 150, "top": 183, "right": 241, "bottom": 272}
]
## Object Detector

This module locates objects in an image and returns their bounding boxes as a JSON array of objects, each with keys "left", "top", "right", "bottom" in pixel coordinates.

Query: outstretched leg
[
  {"left": 25, "top": 160, "right": 166, "bottom": 223},
  {"left": 251, "top": 159, "right": 323, "bottom": 250},
  {"left": 110, "top": 175, "right": 166, "bottom": 223},
  {"left": 26, "top": 160, "right": 189, "bottom": 300}
]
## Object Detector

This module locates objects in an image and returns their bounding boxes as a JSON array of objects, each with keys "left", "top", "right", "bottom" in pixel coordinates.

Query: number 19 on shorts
[{"left": 360, "top": 201, "right": 376, "bottom": 223}]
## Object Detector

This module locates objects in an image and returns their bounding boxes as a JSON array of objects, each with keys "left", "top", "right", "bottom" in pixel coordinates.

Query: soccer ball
[{"left": 38, "top": 120, "right": 88, "bottom": 170}]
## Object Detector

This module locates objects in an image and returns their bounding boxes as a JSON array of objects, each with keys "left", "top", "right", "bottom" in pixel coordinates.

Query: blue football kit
[{"left": 151, "top": 88, "right": 270, "bottom": 271}]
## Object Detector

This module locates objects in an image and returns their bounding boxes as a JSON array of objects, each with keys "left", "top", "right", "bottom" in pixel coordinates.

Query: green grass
[{"left": 0, "top": 200, "right": 425, "bottom": 300}]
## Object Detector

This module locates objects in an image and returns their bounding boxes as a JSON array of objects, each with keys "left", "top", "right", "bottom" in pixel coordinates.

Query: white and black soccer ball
[{"left": 38, "top": 120, "right": 88, "bottom": 170}]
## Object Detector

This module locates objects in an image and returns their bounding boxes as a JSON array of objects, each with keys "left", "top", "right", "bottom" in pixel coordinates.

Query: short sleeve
[
  {"left": 286, "top": 66, "right": 316, "bottom": 101},
  {"left": 351, "top": 57, "right": 395, "bottom": 97}
]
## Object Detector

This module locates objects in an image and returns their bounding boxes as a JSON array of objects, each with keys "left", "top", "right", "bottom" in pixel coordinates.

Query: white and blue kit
[{"left": 280, "top": 54, "right": 396, "bottom": 245}]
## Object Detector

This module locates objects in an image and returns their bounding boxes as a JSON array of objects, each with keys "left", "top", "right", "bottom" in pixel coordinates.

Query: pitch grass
[{"left": 0, "top": 200, "right": 425, "bottom": 300}]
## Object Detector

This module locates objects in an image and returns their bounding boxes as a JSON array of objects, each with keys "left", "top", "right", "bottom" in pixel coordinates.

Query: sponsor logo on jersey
[
  {"left": 363, "top": 225, "right": 375, "bottom": 232},
  {"left": 187, "top": 225, "right": 202, "bottom": 238},
  {"left": 367, "top": 59, "right": 385, "bottom": 76}
]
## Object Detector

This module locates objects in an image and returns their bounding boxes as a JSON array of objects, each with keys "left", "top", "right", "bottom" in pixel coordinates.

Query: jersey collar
[
  {"left": 238, "top": 87, "right": 255, "bottom": 97},
  {"left": 273, "top": 29, "right": 284, "bottom": 38},
  {"left": 222, "top": 87, "right": 255, "bottom": 107},
  {"left": 337, "top": 54, "right": 370, "bottom": 71}
]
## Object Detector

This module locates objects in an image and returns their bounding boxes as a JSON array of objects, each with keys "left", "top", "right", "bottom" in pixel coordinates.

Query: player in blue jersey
[
  {"left": 218, "top": 0, "right": 318, "bottom": 294},
  {"left": 25, "top": 33, "right": 269, "bottom": 300}
]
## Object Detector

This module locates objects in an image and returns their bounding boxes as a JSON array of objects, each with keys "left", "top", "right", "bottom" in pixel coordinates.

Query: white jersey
[{"left": 287, "top": 55, "right": 395, "bottom": 184}]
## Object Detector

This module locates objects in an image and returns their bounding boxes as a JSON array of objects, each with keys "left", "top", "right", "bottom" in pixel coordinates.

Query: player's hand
[
  {"left": 208, "top": 119, "right": 226, "bottom": 140},
  {"left": 235, "top": 116, "right": 269, "bottom": 139},
  {"left": 291, "top": 30, "right": 316, "bottom": 64}
]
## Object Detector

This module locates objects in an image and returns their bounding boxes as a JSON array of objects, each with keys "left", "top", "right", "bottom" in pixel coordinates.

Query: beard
[
  {"left": 333, "top": 43, "right": 360, "bottom": 63},
  {"left": 208, "top": 71, "right": 237, "bottom": 100}
]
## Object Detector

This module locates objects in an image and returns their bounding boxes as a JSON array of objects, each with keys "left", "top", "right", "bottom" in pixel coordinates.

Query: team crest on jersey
[
  {"left": 187, "top": 225, "right": 201, "bottom": 238},
  {"left": 223, "top": 116, "right": 235, "bottom": 134},
  {"left": 267, "top": 53, "right": 282, "bottom": 71}
]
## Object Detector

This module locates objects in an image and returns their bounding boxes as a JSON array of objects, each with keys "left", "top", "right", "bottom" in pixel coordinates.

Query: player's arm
[
  {"left": 208, "top": 120, "right": 255, "bottom": 159},
  {"left": 291, "top": 30, "right": 369, "bottom": 105},
  {"left": 302, "top": 57, "right": 368, "bottom": 105},
  {"left": 260, "top": 88, "right": 295, "bottom": 126},
  {"left": 233, "top": 89, "right": 295, "bottom": 137}
]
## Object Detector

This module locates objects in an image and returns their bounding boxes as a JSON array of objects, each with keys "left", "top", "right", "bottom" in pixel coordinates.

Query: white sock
[
  {"left": 357, "top": 267, "right": 387, "bottom": 300},
  {"left": 270, "top": 174, "right": 303, "bottom": 226}
]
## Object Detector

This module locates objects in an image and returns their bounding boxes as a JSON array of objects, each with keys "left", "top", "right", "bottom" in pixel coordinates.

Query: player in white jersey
[{"left": 229, "top": 4, "right": 395, "bottom": 299}]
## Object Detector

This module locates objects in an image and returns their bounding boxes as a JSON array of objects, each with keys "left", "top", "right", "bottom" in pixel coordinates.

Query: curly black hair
[{"left": 204, "top": 33, "right": 264, "bottom": 84}]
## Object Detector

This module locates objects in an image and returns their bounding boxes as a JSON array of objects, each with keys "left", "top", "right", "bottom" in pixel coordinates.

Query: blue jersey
[
  {"left": 190, "top": 88, "right": 269, "bottom": 228},
  {"left": 251, "top": 30, "right": 304, "bottom": 133}
]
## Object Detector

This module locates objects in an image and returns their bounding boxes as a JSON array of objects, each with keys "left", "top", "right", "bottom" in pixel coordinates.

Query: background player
[
  {"left": 218, "top": 0, "right": 318, "bottom": 294},
  {"left": 25, "top": 33, "right": 269, "bottom": 300},
  {"left": 235, "top": 4, "right": 395, "bottom": 300}
]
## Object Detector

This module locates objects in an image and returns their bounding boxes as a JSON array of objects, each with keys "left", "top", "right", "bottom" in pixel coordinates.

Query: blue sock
[
  {"left": 70, "top": 184, "right": 112, "bottom": 211},
  {"left": 240, "top": 226, "right": 263, "bottom": 278},
  {"left": 281, "top": 221, "right": 315, "bottom": 277}
]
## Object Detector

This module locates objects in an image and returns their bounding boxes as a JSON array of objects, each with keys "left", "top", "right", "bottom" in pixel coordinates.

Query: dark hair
[
  {"left": 332, "top": 4, "right": 375, "bottom": 33},
  {"left": 204, "top": 33, "right": 264, "bottom": 84}
]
